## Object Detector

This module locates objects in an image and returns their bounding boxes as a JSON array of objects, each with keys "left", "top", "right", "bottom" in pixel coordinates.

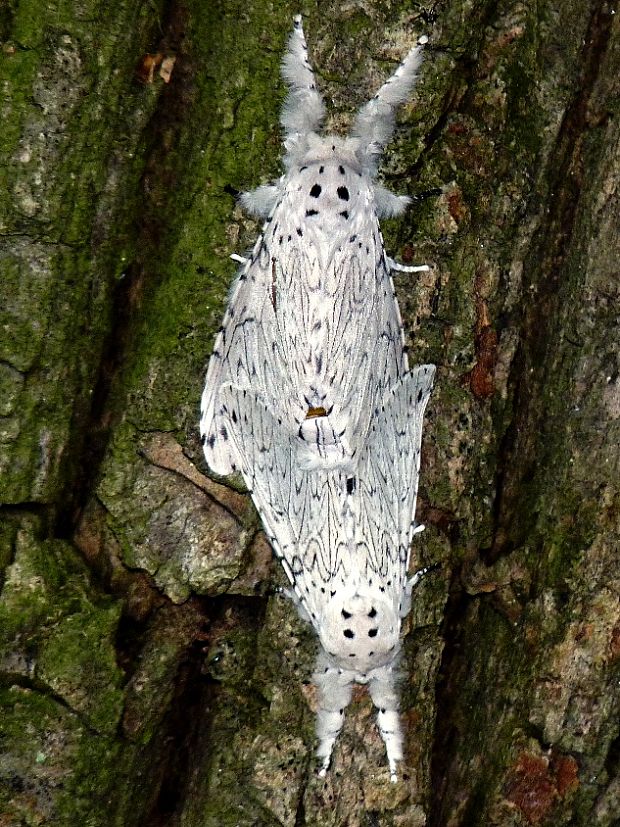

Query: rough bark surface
[{"left": 1, "top": 1, "right": 618, "bottom": 825}]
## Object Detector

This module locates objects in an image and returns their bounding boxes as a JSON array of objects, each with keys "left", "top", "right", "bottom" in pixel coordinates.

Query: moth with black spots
[
  {"left": 200, "top": 15, "right": 435, "bottom": 782},
  {"left": 201, "top": 14, "right": 429, "bottom": 476}
]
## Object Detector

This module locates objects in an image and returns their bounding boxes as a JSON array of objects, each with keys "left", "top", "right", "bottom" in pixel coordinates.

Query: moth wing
[
  {"left": 254, "top": 241, "right": 310, "bottom": 401},
  {"left": 329, "top": 237, "right": 408, "bottom": 465},
  {"left": 357, "top": 365, "right": 435, "bottom": 591},
  {"left": 384, "top": 364, "right": 435, "bottom": 553},
  {"left": 360, "top": 249, "right": 410, "bottom": 414},
  {"left": 219, "top": 384, "right": 352, "bottom": 624},
  {"left": 267, "top": 207, "right": 407, "bottom": 472},
  {"left": 200, "top": 246, "right": 278, "bottom": 476}
]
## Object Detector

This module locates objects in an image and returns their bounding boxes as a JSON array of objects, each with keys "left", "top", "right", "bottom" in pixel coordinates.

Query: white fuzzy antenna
[
  {"left": 280, "top": 14, "right": 326, "bottom": 140},
  {"left": 352, "top": 35, "right": 427, "bottom": 173}
]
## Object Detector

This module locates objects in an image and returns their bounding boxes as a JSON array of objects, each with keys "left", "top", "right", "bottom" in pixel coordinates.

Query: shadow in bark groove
[
  {"left": 140, "top": 635, "right": 210, "bottom": 826},
  {"left": 55, "top": 0, "right": 192, "bottom": 543},
  {"left": 427, "top": 562, "right": 470, "bottom": 827},
  {"left": 489, "top": 0, "right": 616, "bottom": 563},
  {"left": 293, "top": 778, "right": 307, "bottom": 827},
  {"left": 603, "top": 732, "right": 620, "bottom": 785},
  {"left": 123, "top": 594, "right": 269, "bottom": 827}
]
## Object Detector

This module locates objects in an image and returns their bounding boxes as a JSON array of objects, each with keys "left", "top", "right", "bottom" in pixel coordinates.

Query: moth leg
[
  {"left": 313, "top": 655, "right": 354, "bottom": 778},
  {"left": 368, "top": 665, "right": 403, "bottom": 783},
  {"left": 239, "top": 183, "right": 280, "bottom": 218},
  {"left": 373, "top": 185, "right": 411, "bottom": 218},
  {"left": 386, "top": 256, "right": 430, "bottom": 273},
  {"left": 409, "top": 561, "right": 440, "bottom": 590},
  {"left": 229, "top": 253, "right": 249, "bottom": 264},
  {"left": 400, "top": 561, "right": 440, "bottom": 617}
]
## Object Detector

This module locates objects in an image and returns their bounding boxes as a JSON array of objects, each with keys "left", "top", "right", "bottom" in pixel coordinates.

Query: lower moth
[{"left": 218, "top": 365, "right": 435, "bottom": 780}]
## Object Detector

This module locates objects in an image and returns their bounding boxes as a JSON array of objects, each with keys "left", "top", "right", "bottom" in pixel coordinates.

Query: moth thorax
[{"left": 318, "top": 589, "right": 400, "bottom": 673}]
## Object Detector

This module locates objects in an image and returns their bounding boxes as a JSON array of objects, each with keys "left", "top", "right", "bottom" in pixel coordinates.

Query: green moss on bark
[
  {"left": 0, "top": 528, "right": 123, "bottom": 734},
  {"left": 2, "top": 0, "right": 619, "bottom": 824},
  {"left": 0, "top": 0, "right": 168, "bottom": 504},
  {"left": 0, "top": 684, "right": 131, "bottom": 827}
]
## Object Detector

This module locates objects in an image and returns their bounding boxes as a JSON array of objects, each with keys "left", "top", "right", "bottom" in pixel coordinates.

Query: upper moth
[{"left": 200, "top": 15, "right": 428, "bottom": 476}]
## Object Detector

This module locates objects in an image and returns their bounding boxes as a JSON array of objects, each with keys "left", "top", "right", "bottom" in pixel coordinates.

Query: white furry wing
[
  {"left": 218, "top": 383, "right": 356, "bottom": 623},
  {"left": 312, "top": 365, "right": 434, "bottom": 783},
  {"left": 199, "top": 247, "right": 276, "bottom": 475},
  {"left": 217, "top": 365, "right": 435, "bottom": 627},
  {"left": 260, "top": 180, "right": 409, "bottom": 467},
  {"left": 354, "top": 364, "right": 436, "bottom": 598},
  {"left": 201, "top": 177, "right": 408, "bottom": 476}
]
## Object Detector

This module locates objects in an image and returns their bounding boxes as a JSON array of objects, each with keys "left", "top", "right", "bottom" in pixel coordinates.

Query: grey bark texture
[{"left": 1, "top": 1, "right": 619, "bottom": 825}]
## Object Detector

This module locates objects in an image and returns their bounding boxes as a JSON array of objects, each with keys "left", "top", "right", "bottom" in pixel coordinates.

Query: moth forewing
[{"left": 200, "top": 16, "right": 429, "bottom": 476}]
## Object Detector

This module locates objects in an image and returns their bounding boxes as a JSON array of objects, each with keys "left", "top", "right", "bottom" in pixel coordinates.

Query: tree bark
[{"left": 1, "top": 1, "right": 618, "bottom": 825}]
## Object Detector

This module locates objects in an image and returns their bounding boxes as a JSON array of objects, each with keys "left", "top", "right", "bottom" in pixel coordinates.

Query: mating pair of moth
[{"left": 200, "top": 15, "right": 435, "bottom": 782}]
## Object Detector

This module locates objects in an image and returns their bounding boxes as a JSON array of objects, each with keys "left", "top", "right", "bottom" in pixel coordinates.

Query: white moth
[
  {"left": 217, "top": 364, "right": 435, "bottom": 781},
  {"left": 200, "top": 15, "right": 429, "bottom": 476}
]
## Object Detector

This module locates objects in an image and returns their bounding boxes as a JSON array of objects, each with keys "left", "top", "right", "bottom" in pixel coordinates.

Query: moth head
[
  {"left": 318, "top": 586, "right": 400, "bottom": 673},
  {"left": 289, "top": 133, "right": 362, "bottom": 171}
]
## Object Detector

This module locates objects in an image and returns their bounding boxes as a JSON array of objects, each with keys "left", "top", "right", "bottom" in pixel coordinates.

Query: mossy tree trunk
[{"left": 1, "top": 1, "right": 618, "bottom": 825}]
